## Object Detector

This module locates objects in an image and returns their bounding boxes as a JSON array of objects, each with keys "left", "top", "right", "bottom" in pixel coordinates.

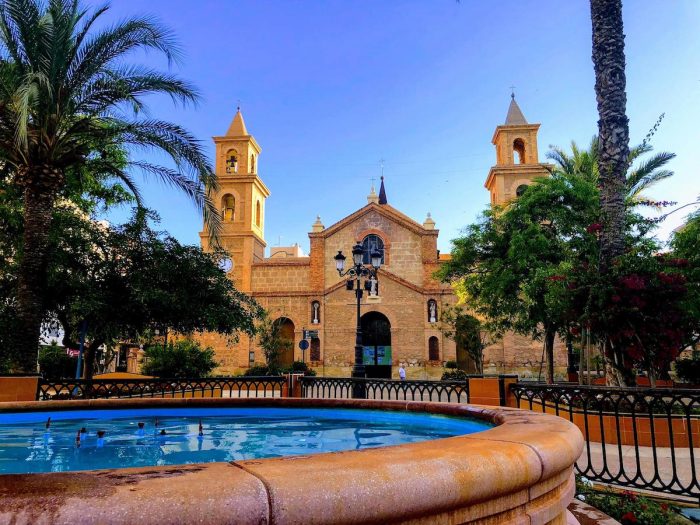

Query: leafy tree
[
  {"left": 255, "top": 312, "right": 292, "bottom": 372},
  {"left": 38, "top": 341, "right": 76, "bottom": 378},
  {"left": 670, "top": 211, "right": 700, "bottom": 351},
  {"left": 439, "top": 305, "right": 491, "bottom": 374},
  {"left": 590, "top": 0, "right": 631, "bottom": 272},
  {"left": 141, "top": 340, "right": 218, "bottom": 378},
  {"left": 0, "top": 0, "right": 220, "bottom": 371},
  {"left": 0, "top": 204, "right": 260, "bottom": 377},
  {"left": 439, "top": 172, "right": 598, "bottom": 383},
  {"left": 575, "top": 250, "right": 695, "bottom": 385},
  {"left": 51, "top": 211, "right": 260, "bottom": 379}
]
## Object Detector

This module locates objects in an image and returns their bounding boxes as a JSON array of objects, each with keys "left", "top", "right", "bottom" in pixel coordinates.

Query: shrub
[
  {"left": 39, "top": 343, "right": 76, "bottom": 378},
  {"left": 441, "top": 369, "right": 468, "bottom": 381},
  {"left": 242, "top": 361, "right": 317, "bottom": 377},
  {"left": 243, "top": 364, "right": 279, "bottom": 376},
  {"left": 141, "top": 340, "right": 218, "bottom": 378},
  {"left": 674, "top": 352, "right": 700, "bottom": 384},
  {"left": 288, "top": 361, "right": 317, "bottom": 376},
  {"left": 576, "top": 478, "right": 677, "bottom": 525},
  {"left": 444, "top": 360, "right": 458, "bottom": 369}
]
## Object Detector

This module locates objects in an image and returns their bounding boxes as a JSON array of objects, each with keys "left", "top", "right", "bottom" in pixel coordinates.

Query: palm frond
[{"left": 67, "top": 15, "right": 182, "bottom": 95}]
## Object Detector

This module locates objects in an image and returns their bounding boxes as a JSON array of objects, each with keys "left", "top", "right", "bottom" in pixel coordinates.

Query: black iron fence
[
  {"left": 510, "top": 382, "right": 700, "bottom": 501},
  {"left": 299, "top": 376, "right": 469, "bottom": 403},
  {"left": 37, "top": 376, "right": 286, "bottom": 400},
  {"left": 32, "top": 374, "right": 700, "bottom": 501}
]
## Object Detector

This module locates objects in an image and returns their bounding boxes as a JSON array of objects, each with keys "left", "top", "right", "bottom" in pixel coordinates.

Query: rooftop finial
[
  {"left": 505, "top": 91, "right": 527, "bottom": 125},
  {"left": 509, "top": 85, "right": 516, "bottom": 99},
  {"left": 378, "top": 176, "right": 387, "bottom": 205},
  {"left": 312, "top": 215, "right": 325, "bottom": 232}
]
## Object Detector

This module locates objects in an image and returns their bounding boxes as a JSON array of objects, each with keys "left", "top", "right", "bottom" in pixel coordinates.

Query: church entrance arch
[
  {"left": 273, "top": 317, "right": 295, "bottom": 368},
  {"left": 361, "top": 312, "right": 392, "bottom": 379}
]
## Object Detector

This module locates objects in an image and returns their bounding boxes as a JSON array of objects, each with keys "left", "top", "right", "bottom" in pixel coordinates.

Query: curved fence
[
  {"left": 510, "top": 382, "right": 700, "bottom": 501},
  {"left": 299, "top": 376, "right": 469, "bottom": 403},
  {"left": 37, "top": 376, "right": 286, "bottom": 400}
]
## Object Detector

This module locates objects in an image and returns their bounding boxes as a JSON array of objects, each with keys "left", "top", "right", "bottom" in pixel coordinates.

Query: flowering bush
[{"left": 576, "top": 478, "right": 678, "bottom": 525}]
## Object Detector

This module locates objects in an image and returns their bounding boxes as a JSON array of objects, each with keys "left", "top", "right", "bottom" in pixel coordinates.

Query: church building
[{"left": 199, "top": 97, "right": 566, "bottom": 378}]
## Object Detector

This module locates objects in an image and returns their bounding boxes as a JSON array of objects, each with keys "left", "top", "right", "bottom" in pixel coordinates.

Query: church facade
[{"left": 199, "top": 98, "right": 567, "bottom": 378}]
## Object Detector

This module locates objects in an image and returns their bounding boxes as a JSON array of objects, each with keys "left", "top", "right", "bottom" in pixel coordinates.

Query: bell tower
[
  {"left": 484, "top": 95, "right": 550, "bottom": 206},
  {"left": 200, "top": 108, "right": 270, "bottom": 292}
]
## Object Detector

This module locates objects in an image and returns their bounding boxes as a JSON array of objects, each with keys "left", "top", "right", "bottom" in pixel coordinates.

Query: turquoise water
[{"left": 0, "top": 407, "right": 491, "bottom": 474}]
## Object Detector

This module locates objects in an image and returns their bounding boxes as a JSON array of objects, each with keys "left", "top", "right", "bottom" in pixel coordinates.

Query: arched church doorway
[
  {"left": 361, "top": 312, "right": 392, "bottom": 379},
  {"left": 273, "top": 317, "right": 295, "bottom": 368}
]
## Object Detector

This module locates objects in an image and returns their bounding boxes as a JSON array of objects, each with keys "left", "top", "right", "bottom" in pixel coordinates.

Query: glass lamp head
[
  {"left": 352, "top": 243, "right": 363, "bottom": 266},
  {"left": 334, "top": 250, "right": 346, "bottom": 272},
  {"left": 370, "top": 250, "right": 382, "bottom": 269}
]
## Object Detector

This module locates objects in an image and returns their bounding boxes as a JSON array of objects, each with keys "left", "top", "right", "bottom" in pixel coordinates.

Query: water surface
[{"left": 0, "top": 407, "right": 491, "bottom": 474}]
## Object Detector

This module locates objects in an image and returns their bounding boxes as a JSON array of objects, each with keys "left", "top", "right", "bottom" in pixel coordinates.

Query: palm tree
[
  {"left": 547, "top": 135, "right": 675, "bottom": 206},
  {"left": 589, "top": 0, "right": 630, "bottom": 273},
  {"left": 0, "top": 0, "right": 220, "bottom": 372}
]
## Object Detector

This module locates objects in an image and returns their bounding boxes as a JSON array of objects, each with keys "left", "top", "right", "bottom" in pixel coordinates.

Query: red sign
[{"left": 66, "top": 349, "right": 80, "bottom": 358}]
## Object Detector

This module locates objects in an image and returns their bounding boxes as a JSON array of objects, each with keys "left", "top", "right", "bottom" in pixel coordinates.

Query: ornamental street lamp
[{"left": 334, "top": 242, "right": 382, "bottom": 399}]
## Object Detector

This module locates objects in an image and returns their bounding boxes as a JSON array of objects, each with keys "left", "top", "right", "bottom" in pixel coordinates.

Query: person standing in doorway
[{"left": 399, "top": 364, "right": 406, "bottom": 381}]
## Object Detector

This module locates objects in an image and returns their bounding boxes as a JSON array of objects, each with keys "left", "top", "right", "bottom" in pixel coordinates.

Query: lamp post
[{"left": 334, "top": 242, "right": 382, "bottom": 399}]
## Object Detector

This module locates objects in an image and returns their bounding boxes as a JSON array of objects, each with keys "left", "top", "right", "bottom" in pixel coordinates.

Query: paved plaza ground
[{"left": 582, "top": 443, "right": 698, "bottom": 503}]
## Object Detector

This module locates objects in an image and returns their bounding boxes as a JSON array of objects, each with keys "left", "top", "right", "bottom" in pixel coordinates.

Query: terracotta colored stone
[
  {"left": 0, "top": 463, "right": 269, "bottom": 525},
  {"left": 0, "top": 376, "right": 39, "bottom": 402},
  {"left": 0, "top": 397, "right": 583, "bottom": 524}
]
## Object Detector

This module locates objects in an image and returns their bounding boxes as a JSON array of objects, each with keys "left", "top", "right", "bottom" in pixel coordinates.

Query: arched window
[
  {"left": 516, "top": 184, "right": 528, "bottom": 198},
  {"left": 222, "top": 194, "right": 235, "bottom": 221},
  {"left": 428, "top": 336, "right": 440, "bottom": 361},
  {"left": 226, "top": 151, "right": 238, "bottom": 173},
  {"left": 250, "top": 154, "right": 256, "bottom": 173},
  {"left": 255, "top": 200, "right": 262, "bottom": 227},
  {"left": 361, "top": 234, "right": 384, "bottom": 265},
  {"left": 427, "top": 299, "right": 438, "bottom": 323},
  {"left": 513, "top": 139, "right": 525, "bottom": 164}
]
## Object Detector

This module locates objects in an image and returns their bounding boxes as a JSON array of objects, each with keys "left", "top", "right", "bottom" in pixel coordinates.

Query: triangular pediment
[{"left": 318, "top": 203, "right": 427, "bottom": 237}]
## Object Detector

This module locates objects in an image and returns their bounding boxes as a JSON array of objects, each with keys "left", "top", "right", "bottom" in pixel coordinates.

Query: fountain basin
[{"left": 0, "top": 397, "right": 583, "bottom": 525}]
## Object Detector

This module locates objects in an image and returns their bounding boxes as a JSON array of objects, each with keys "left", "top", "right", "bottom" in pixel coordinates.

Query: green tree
[
  {"left": 439, "top": 172, "right": 599, "bottom": 383},
  {"left": 141, "top": 340, "right": 218, "bottom": 378},
  {"left": 38, "top": 341, "right": 75, "bottom": 378},
  {"left": 255, "top": 312, "right": 292, "bottom": 372},
  {"left": 439, "top": 305, "right": 491, "bottom": 374},
  {"left": 670, "top": 212, "right": 700, "bottom": 350},
  {"left": 590, "top": 0, "right": 631, "bottom": 272},
  {"left": 0, "top": 0, "right": 220, "bottom": 371},
  {"left": 0, "top": 203, "right": 260, "bottom": 377},
  {"left": 51, "top": 211, "right": 259, "bottom": 379}
]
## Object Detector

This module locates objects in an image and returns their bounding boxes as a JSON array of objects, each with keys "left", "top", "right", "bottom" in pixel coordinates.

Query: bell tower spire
[
  {"left": 484, "top": 95, "right": 550, "bottom": 206},
  {"left": 200, "top": 107, "right": 270, "bottom": 292}
]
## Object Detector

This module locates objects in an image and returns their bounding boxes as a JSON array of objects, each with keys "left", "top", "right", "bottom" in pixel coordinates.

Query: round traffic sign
[{"left": 298, "top": 339, "right": 309, "bottom": 350}]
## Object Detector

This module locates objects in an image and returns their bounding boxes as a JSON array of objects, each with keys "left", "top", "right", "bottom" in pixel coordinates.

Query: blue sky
[{"left": 102, "top": 0, "right": 700, "bottom": 253}]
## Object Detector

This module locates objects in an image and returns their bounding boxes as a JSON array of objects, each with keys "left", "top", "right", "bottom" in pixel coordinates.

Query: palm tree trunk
[
  {"left": 590, "top": 0, "right": 630, "bottom": 271},
  {"left": 14, "top": 168, "right": 62, "bottom": 372}
]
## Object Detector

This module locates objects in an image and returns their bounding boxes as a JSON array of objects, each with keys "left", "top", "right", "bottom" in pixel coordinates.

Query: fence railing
[
  {"left": 299, "top": 376, "right": 470, "bottom": 403},
  {"left": 37, "top": 376, "right": 286, "bottom": 400},
  {"left": 32, "top": 374, "right": 700, "bottom": 501},
  {"left": 510, "top": 382, "right": 700, "bottom": 501}
]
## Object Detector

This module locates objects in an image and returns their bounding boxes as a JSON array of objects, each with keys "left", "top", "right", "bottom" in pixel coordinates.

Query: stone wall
[{"left": 323, "top": 209, "right": 425, "bottom": 288}]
